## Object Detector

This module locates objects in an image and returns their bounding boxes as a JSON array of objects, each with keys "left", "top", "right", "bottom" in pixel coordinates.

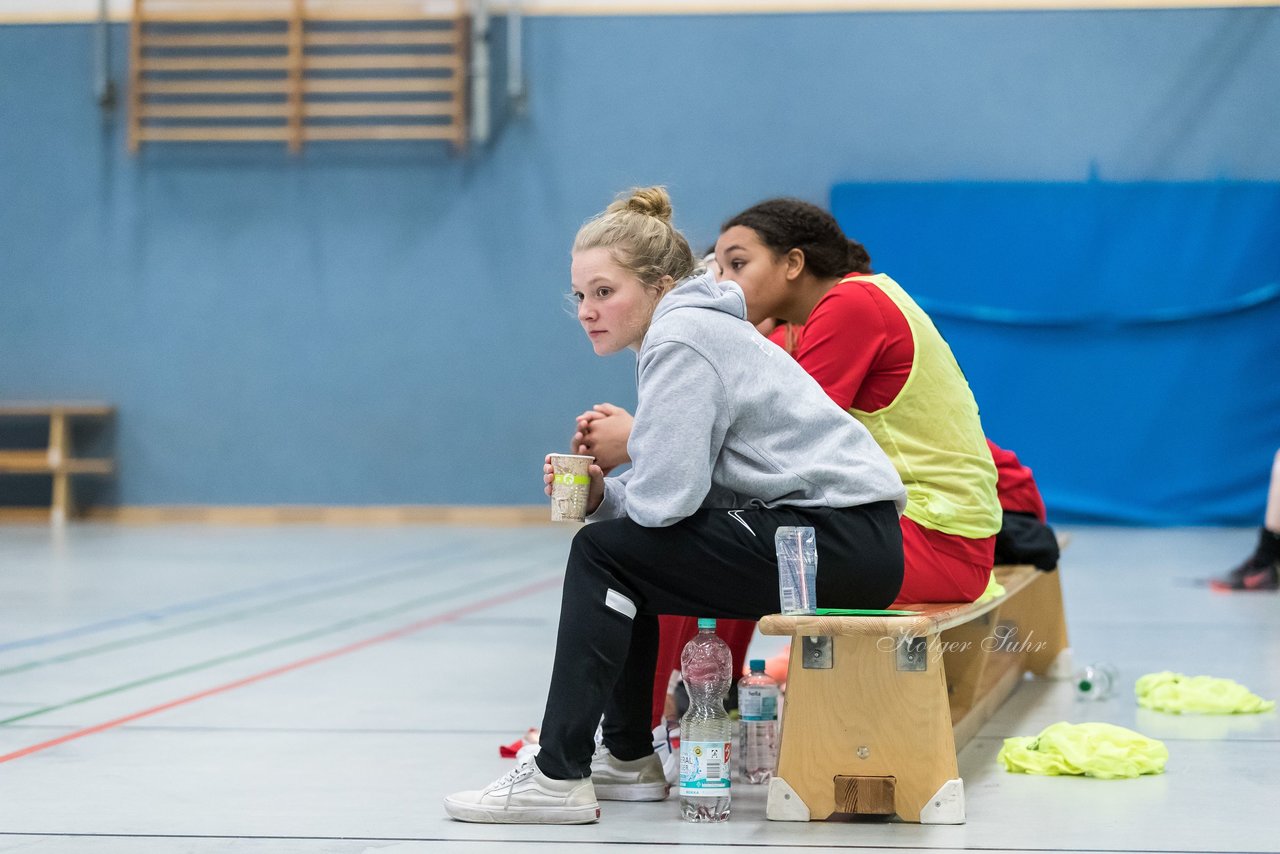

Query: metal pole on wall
[
  {"left": 507, "top": 0, "right": 525, "bottom": 116},
  {"left": 95, "top": 0, "right": 118, "bottom": 111},
  {"left": 470, "top": 0, "right": 491, "bottom": 146}
]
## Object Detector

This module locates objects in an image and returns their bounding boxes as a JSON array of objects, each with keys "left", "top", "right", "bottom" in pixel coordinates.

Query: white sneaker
[
  {"left": 653, "top": 723, "right": 679, "bottom": 788},
  {"left": 443, "top": 758, "right": 600, "bottom": 824},
  {"left": 589, "top": 747, "right": 670, "bottom": 801}
]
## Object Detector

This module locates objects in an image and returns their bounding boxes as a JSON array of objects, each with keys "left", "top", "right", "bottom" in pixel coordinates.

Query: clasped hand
[{"left": 568, "top": 402, "right": 634, "bottom": 475}]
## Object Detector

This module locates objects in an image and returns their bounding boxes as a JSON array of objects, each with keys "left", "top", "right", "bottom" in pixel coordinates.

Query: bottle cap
[
  {"left": 697, "top": 618, "right": 716, "bottom": 630},
  {"left": 750, "top": 659, "right": 765, "bottom": 672}
]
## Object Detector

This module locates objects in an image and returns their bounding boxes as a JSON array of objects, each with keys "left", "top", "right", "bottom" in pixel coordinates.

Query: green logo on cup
[{"left": 557, "top": 473, "right": 590, "bottom": 486}]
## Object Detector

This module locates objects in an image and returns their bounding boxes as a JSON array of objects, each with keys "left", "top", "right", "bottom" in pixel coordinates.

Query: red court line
[{"left": 0, "top": 574, "right": 563, "bottom": 765}]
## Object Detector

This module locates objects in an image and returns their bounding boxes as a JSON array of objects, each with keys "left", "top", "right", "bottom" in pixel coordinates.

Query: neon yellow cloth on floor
[
  {"left": 1135, "top": 671, "right": 1275, "bottom": 715},
  {"left": 997, "top": 722, "right": 1168, "bottom": 779},
  {"left": 972, "top": 573, "right": 1006, "bottom": 606}
]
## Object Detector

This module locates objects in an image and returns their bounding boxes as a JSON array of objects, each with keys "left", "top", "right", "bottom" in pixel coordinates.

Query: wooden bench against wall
[
  {"left": 758, "top": 563, "right": 1071, "bottom": 824},
  {"left": 0, "top": 402, "right": 115, "bottom": 524}
]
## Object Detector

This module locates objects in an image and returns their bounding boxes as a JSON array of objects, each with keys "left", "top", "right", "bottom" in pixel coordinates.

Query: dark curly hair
[{"left": 721, "top": 198, "right": 872, "bottom": 277}]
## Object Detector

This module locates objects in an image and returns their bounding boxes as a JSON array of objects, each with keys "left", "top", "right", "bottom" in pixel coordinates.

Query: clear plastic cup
[{"left": 775, "top": 526, "right": 817, "bottom": 615}]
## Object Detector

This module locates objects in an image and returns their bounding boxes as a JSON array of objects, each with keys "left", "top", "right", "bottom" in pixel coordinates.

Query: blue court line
[
  {"left": 0, "top": 540, "right": 530, "bottom": 677},
  {"left": 0, "top": 539, "right": 493, "bottom": 653},
  {"left": 0, "top": 562, "right": 556, "bottom": 727}
]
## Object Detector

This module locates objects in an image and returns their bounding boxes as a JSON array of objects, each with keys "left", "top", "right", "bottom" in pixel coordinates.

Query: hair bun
[{"left": 607, "top": 186, "right": 674, "bottom": 223}]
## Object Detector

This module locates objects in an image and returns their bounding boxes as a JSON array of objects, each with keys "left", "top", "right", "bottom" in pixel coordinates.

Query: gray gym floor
[{"left": 0, "top": 523, "right": 1276, "bottom": 853}]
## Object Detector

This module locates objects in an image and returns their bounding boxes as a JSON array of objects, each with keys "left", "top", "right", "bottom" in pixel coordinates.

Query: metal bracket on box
[
  {"left": 896, "top": 636, "right": 928, "bottom": 671},
  {"left": 802, "top": 635, "right": 832, "bottom": 669}
]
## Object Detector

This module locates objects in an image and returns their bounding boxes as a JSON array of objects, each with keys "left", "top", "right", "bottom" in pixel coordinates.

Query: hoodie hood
[{"left": 650, "top": 270, "right": 747, "bottom": 328}]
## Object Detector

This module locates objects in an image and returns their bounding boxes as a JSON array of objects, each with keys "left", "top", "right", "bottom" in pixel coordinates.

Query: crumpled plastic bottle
[{"left": 1074, "top": 662, "right": 1119, "bottom": 701}]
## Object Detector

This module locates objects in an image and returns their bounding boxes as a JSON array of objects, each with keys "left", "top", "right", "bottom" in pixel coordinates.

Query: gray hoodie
[{"left": 591, "top": 271, "right": 907, "bottom": 527}]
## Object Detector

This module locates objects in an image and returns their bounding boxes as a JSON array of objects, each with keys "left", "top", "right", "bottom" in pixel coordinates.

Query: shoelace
[{"left": 486, "top": 757, "right": 536, "bottom": 793}]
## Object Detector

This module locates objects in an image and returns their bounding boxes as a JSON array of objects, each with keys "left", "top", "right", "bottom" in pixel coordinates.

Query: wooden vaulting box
[{"left": 759, "top": 563, "right": 1072, "bottom": 824}]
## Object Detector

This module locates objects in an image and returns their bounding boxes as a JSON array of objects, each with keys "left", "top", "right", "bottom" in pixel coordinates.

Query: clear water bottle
[
  {"left": 1075, "top": 662, "right": 1119, "bottom": 701},
  {"left": 738, "top": 659, "right": 779, "bottom": 783},
  {"left": 679, "top": 618, "right": 732, "bottom": 822}
]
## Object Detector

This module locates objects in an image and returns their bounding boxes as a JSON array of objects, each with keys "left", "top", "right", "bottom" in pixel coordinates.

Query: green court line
[
  {"left": 0, "top": 540, "right": 527, "bottom": 678},
  {"left": 0, "top": 563, "right": 558, "bottom": 727}
]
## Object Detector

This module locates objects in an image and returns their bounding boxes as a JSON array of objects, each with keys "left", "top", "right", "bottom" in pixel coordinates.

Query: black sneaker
[{"left": 1210, "top": 557, "right": 1280, "bottom": 591}]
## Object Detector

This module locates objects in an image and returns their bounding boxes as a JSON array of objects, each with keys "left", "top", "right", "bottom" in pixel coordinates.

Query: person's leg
[
  {"left": 600, "top": 611, "right": 660, "bottom": 760},
  {"left": 1213, "top": 449, "right": 1280, "bottom": 591},
  {"left": 535, "top": 501, "right": 902, "bottom": 781},
  {"left": 1265, "top": 448, "right": 1280, "bottom": 533}
]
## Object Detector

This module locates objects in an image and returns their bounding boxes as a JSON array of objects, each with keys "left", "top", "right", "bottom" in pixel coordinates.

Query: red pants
[
  {"left": 648, "top": 516, "right": 994, "bottom": 728},
  {"left": 894, "top": 516, "right": 994, "bottom": 605}
]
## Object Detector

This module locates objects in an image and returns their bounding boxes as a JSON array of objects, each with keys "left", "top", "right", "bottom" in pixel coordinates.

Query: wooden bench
[
  {"left": 758, "top": 562, "right": 1071, "bottom": 824},
  {"left": 0, "top": 402, "right": 115, "bottom": 524}
]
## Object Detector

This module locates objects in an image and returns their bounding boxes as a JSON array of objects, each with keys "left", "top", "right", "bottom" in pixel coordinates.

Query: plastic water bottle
[
  {"left": 679, "top": 618, "right": 732, "bottom": 822},
  {"left": 1075, "top": 662, "right": 1119, "bottom": 701},
  {"left": 738, "top": 659, "right": 779, "bottom": 783}
]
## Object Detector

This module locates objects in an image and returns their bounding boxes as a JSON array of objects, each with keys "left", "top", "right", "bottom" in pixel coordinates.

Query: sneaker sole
[
  {"left": 592, "top": 781, "right": 670, "bottom": 802},
  {"left": 1210, "top": 571, "right": 1279, "bottom": 592},
  {"left": 1242, "top": 570, "right": 1279, "bottom": 590},
  {"left": 443, "top": 797, "right": 600, "bottom": 824}
]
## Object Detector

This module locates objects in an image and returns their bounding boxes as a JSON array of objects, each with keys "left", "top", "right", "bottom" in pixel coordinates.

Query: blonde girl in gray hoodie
[{"left": 444, "top": 186, "right": 906, "bottom": 825}]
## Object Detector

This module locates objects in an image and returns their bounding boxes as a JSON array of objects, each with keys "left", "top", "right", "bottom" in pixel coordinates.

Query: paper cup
[{"left": 549, "top": 454, "right": 594, "bottom": 522}]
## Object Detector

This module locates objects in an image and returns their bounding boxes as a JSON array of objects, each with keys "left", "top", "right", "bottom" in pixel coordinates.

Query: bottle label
[
  {"left": 739, "top": 687, "right": 777, "bottom": 722},
  {"left": 679, "top": 740, "right": 731, "bottom": 796},
  {"left": 779, "top": 584, "right": 799, "bottom": 614}
]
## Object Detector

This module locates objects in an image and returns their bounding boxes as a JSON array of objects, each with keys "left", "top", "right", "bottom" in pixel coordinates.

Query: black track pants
[{"left": 535, "top": 500, "right": 903, "bottom": 780}]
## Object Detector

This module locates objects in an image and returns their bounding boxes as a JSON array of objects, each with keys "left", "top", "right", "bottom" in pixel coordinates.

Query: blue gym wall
[{"left": 1, "top": 9, "right": 1278, "bottom": 521}]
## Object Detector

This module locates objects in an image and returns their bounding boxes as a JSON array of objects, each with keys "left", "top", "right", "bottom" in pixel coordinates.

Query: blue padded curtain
[{"left": 830, "top": 180, "right": 1280, "bottom": 525}]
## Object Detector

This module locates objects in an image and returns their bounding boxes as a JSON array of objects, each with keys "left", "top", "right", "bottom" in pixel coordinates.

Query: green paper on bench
[{"left": 813, "top": 607, "right": 920, "bottom": 616}]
